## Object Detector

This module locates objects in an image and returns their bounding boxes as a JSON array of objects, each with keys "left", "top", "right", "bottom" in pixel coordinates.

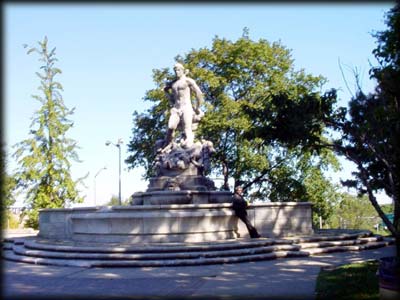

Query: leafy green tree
[
  {"left": 106, "top": 195, "right": 120, "bottom": 206},
  {"left": 247, "top": 148, "right": 340, "bottom": 226},
  {"left": 1, "top": 151, "right": 16, "bottom": 210},
  {"left": 380, "top": 203, "right": 394, "bottom": 215},
  {"left": 1, "top": 150, "right": 17, "bottom": 229},
  {"left": 126, "top": 31, "right": 340, "bottom": 222},
  {"left": 303, "top": 167, "right": 341, "bottom": 227},
  {"left": 328, "top": 5, "right": 399, "bottom": 256},
  {"left": 106, "top": 195, "right": 130, "bottom": 206},
  {"left": 3, "top": 211, "right": 20, "bottom": 229},
  {"left": 12, "top": 37, "right": 84, "bottom": 229},
  {"left": 329, "top": 193, "right": 379, "bottom": 231}
]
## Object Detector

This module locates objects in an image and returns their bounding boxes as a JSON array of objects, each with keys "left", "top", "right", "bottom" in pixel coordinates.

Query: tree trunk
[
  {"left": 394, "top": 190, "right": 400, "bottom": 258},
  {"left": 359, "top": 166, "right": 399, "bottom": 258}
]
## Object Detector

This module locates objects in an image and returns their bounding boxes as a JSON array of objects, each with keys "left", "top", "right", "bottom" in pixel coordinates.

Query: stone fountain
[
  {"left": 132, "top": 63, "right": 232, "bottom": 205},
  {"left": 38, "top": 63, "right": 313, "bottom": 244}
]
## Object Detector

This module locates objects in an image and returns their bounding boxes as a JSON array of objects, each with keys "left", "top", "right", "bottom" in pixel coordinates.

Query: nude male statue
[{"left": 163, "top": 63, "right": 204, "bottom": 149}]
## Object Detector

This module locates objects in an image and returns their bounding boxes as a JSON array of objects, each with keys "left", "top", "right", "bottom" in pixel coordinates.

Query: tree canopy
[
  {"left": 1, "top": 150, "right": 16, "bottom": 210},
  {"left": 328, "top": 4, "right": 399, "bottom": 256},
  {"left": 329, "top": 193, "right": 379, "bottom": 232},
  {"left": 126, "top": 31, "right": 340, "bottom": 222},
  {"left": 12, "top": 37, "right": 84, "bottom": 228}
]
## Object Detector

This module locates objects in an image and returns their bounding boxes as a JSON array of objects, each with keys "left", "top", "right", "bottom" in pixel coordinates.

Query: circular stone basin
[{"left": 38, "top": 202, "right": 313, "bottom": 244}]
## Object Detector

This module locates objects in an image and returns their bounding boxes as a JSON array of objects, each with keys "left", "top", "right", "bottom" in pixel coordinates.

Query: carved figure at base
[
  {"left": 153, "top": 139, "right": 215, "bottom": 178},
  {"left": 163, "top": 63, "right": 204, "bottom": 149}
]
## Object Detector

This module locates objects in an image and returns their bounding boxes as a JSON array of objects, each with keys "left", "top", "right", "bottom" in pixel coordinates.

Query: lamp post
[
  {"left": 105, "top": 138, "right": 123, "bottom": 205},
  {"left": 94, "top": 166, "right": 107, "bottom": 206}
]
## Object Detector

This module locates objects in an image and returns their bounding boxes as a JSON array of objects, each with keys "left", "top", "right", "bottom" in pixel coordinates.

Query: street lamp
[
  {"left": 105, "top": 138, "right": 123, "bottom": 205},
  {"left": 94, "top": 166, "right": 107, "bottom": 206}
]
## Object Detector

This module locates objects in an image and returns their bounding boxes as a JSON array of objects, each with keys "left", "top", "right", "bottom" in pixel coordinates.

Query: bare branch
[{"left": 338, "top": 58, "right": 354, "bottom": 98}]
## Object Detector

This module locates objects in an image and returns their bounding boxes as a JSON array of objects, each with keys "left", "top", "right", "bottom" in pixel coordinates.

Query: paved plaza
[{"left": 2, "top": 242, "right": 395, "bottom": 300}]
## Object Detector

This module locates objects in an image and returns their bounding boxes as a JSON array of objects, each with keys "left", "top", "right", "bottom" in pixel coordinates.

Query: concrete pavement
[{"left": 2, "top": 243, "right": 396, "bottom": 300}]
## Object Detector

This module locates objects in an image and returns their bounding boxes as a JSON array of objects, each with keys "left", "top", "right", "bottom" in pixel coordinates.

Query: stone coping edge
[
  {"left": 40, "top": 202, "right": 312, "bottom": 212},
  {"left": 133, "top": 190, "right": 232, "bottom": 195}
]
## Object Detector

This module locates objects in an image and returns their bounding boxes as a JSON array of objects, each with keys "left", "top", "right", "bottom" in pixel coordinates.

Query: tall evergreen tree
[{"left": 13, "top": 37, "right": 84, "bottom": 228}]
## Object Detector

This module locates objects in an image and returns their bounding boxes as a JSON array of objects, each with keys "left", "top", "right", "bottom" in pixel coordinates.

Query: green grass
[{"left": 315, "top": 260, "right": 379, "bottom": 300}]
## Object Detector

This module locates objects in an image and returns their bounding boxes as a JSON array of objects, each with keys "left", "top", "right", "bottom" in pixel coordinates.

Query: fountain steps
[{"left": 2, "top": 230, "right": 394, "bottom": 268}]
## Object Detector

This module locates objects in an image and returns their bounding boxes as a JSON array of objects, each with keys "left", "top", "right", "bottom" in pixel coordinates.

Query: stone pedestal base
[
  {"left": 131, "top": 190, "right": 232, "bottom": 205},
  {"left": 147, "top": 175, "right": 215, "bottom": 192},
  {"left": 38, "top": 202, "right": 313, "bottom": 243}
]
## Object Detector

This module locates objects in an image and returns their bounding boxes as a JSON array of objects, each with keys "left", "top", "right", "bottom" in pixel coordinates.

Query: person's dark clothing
[{"left": 232, "top": 193, "right": 261, "bottom": 238}]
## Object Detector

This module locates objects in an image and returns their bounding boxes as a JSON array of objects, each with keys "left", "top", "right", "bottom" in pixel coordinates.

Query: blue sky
[{"left": 4, "top": 3, "right": 393, "bottom": 206}]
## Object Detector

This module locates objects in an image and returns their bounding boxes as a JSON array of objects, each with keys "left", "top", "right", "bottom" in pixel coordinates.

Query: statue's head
[{"left": 174, "top": 63, "right": 188, "bottom": 78}]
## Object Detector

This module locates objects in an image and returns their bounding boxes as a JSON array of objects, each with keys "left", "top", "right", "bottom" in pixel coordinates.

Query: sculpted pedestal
[{"left": 131, "top": 140, "right": 232, "bottom": 205}]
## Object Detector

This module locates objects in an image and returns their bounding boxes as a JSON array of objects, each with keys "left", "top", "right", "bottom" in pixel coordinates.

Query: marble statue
[
  {"left": 163, "top": 63, "right": 204, "bottom": 149},
  {"left": 144, "top": 63, "right": 218, "bottom": 191},
  {"left": 130, "top": 63, "right": 233, "bottom": 204}
]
